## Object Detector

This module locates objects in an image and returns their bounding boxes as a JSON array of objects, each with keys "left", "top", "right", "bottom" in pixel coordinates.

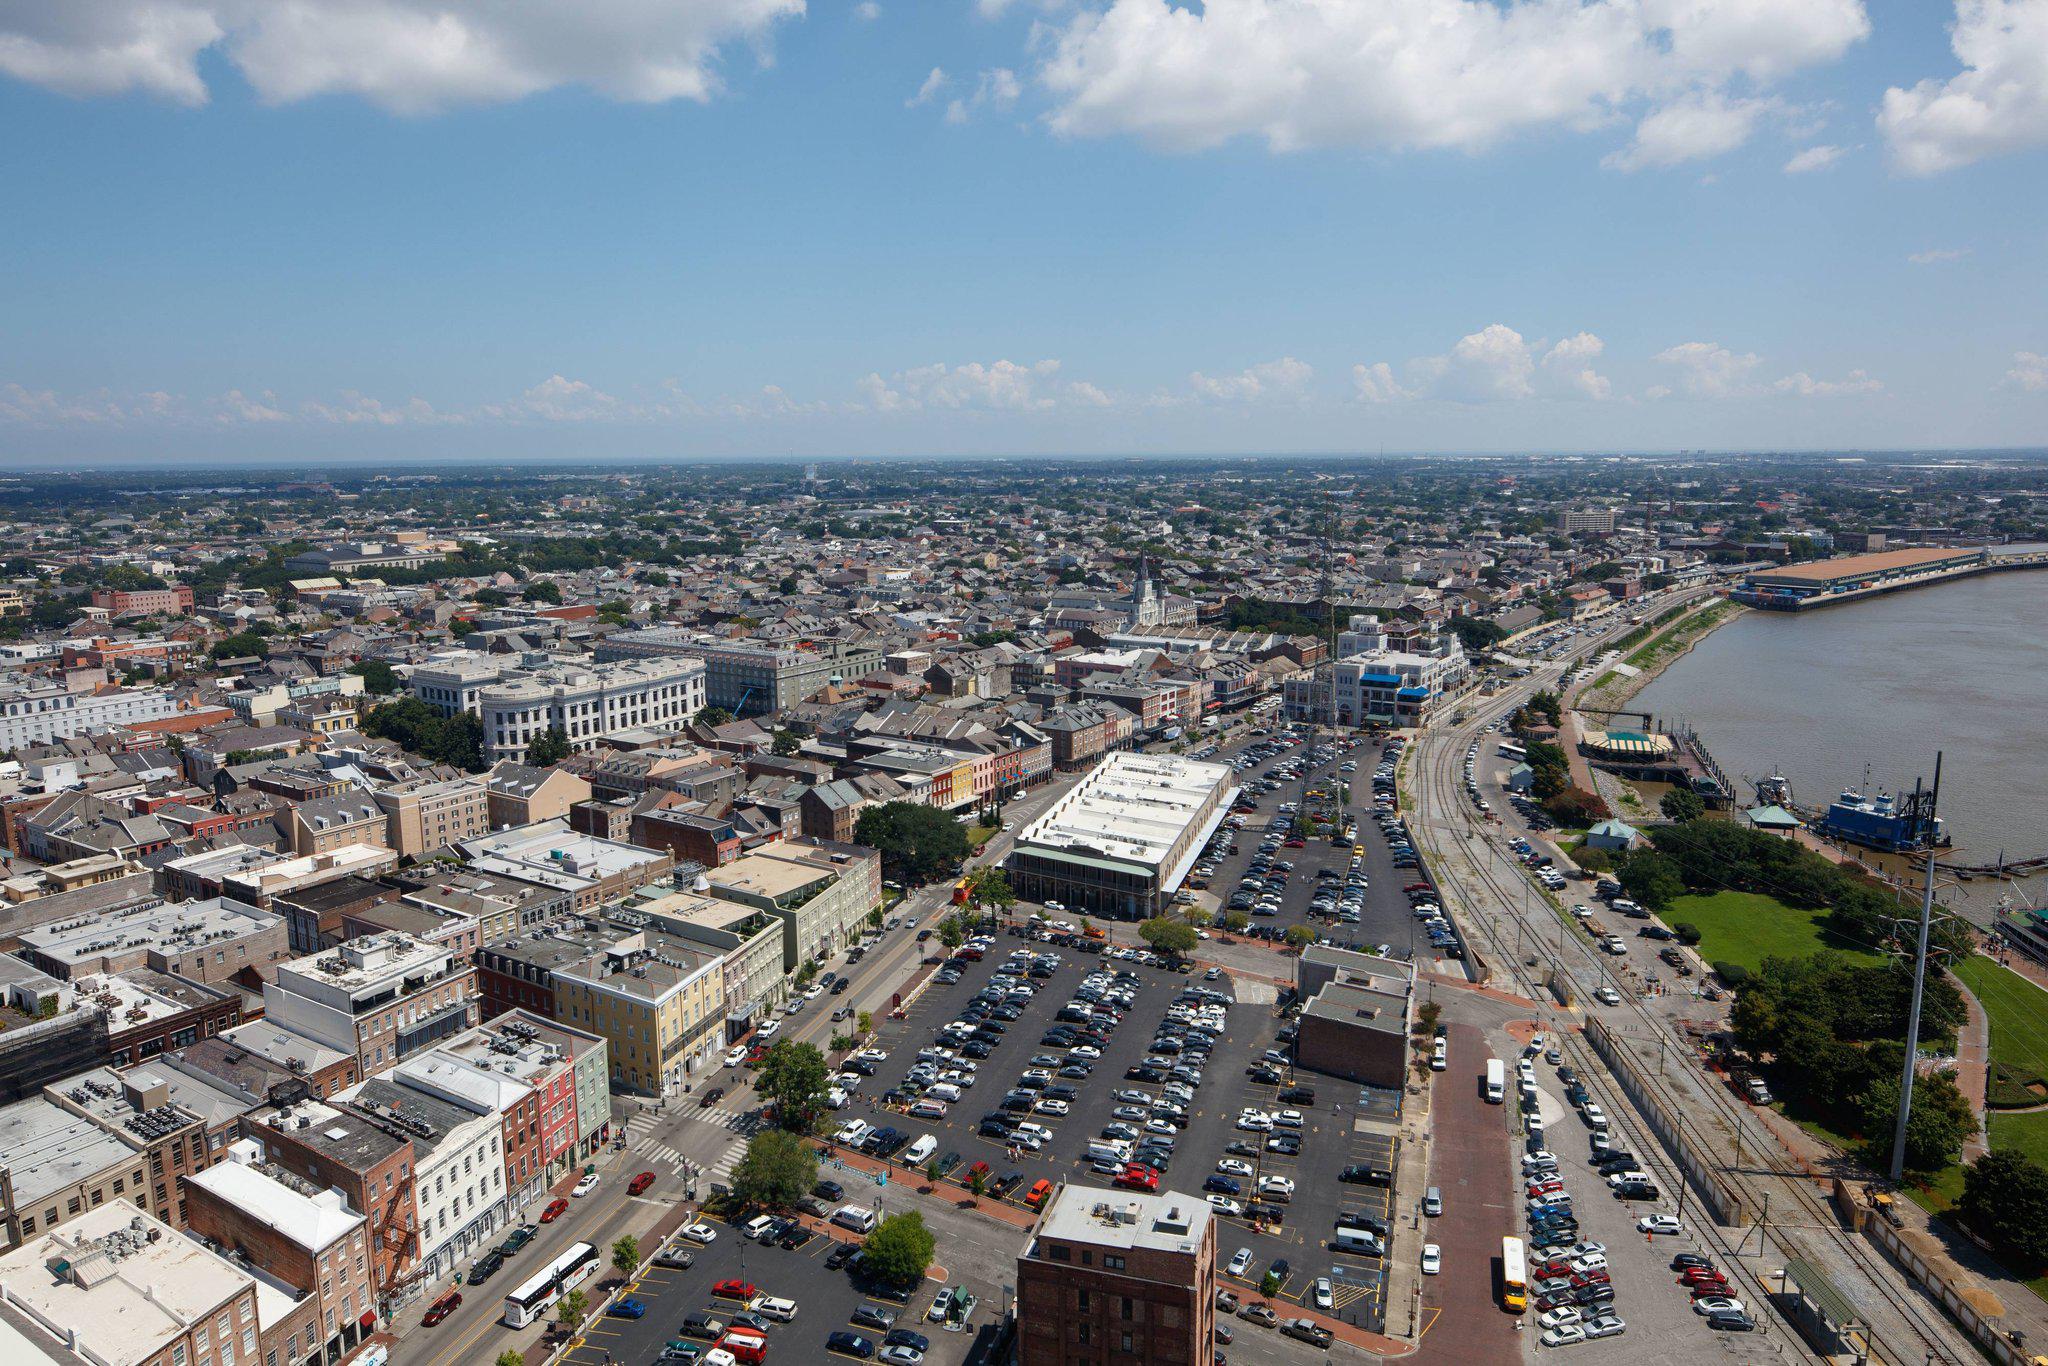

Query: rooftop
[
  {"left": 1031, "top": 1184, "right": 1212, "bottom": 1258},
  {"left": 1751, "top": 545, "right": 1980, "bottom": 584},
  {"left": 0, "top": 1204, "right": 253, "bottom": 1366},
  {"left": 1013, "top": 750, "right": 1233, "bottom": 871},
  {"left": 18, "top": 896, "right": 277, "bottom": 971},
  {"left": 0, "top": 1097, "right": 138, "bottom": 1206},
  {"left": 184, "top": 1152, "right": 362, "bottom": 1253}
]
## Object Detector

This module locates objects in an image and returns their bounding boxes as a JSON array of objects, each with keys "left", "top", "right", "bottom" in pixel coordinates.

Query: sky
[{"left": 1, "top": 0, "right": 2045, "bottom": 463}]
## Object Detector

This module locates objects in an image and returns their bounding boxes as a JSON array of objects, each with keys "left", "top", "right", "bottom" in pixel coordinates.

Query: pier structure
[{"left": 1731, "top": 545, "right": 2048, "bottom": 611}]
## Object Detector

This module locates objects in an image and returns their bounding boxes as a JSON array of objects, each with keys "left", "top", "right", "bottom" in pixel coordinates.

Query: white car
[
  {"left": 1034, "top": 1098, "right": 1070, "bottom": 1116},
  {"left": 1541, "top": 1325, "right": 1588, "bottom": 1347},
  {"left": 1227, "top": 1247, "right": 1254, "bottom": 1277},
  {"left": 1205, "top": 1195, "right": 1244, "bottom": 1216},
  {"left": 1312, "top": 1277, "right": 1334, "bottom": 1310},
  {"left": 724, "top": 1046, "right": 748, "bottom": 1067},
  {"left": 572, "top": 1172, "right": 600, "bottom": 1197},
  {"left": 1637, "top": 1214, "right": 1683, "bottom": 1235},
  {"left": 682, "top": 1222, "right": 718, "bottom": 1244},
  {"left": 1235, "top": 1113, "right": 1273, "bottom": 1132},
  {"left": 1420, "top": 1244, "right": 1441, "bottom": 1275},
  {"left": 1595, "top": 986, "right": 1622, "bottom": 1006},
  {"left": 1217, "top": 1159, "right": 1255, "bottom": 1178},
  {"left": 1273, "top": 1109, "right": 1304, "bottom": 1128},
  {"left": 1570, "top": 1252, "right": 1607, "bottom": 1274},
  {"left": 1259, "top": 1176, "right": 1295, "bottom": 1197},
  {"left": 1693, "top": 1298, "right": 1745, "bottom": 1317},
  {"left": 1538, "top": 1307, "right": 1582, "bottom": 1329}
]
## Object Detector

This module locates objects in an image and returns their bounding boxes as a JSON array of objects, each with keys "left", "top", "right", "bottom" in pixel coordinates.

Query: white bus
[
  {"left": 1501, "top": 1236, "right": 1528, "bottom": 1312},
  {"left": 1484, "top": 1058, "right": 1505, "bottom": 1104},
  {"left": 502, "top": 1241, "right": 599, "bottom": 1328},
  {"left": 1497, "top": 742, "right": 1527, "bottom": 760}
]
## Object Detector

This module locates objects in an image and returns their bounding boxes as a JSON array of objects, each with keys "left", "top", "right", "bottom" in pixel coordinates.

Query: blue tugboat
[{"left": 1811, "top": 774, "right": 1948, "bottom": 854}]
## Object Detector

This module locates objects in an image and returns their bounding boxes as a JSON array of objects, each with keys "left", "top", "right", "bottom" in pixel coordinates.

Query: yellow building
[{"left": 553, "top": 932, "right": 726, "bottom": 1097}]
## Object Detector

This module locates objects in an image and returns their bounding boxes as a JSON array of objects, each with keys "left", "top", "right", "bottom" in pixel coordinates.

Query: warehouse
[{"left": 1004, "top": 750, "right": 1236, "bottom": 920}]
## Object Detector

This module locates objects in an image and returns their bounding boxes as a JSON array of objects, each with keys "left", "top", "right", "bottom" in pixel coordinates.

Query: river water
[{"left": 1632, "top": 569, "right": 2048, "bottom": 863}]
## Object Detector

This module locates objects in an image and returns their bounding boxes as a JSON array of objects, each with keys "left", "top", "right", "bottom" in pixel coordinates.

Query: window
[
  {"left": 1121, "top": 1332, "right": 1134, "bottom": 1352},
  {"left": 1105, "top": 1255, "right": 1125, "bottom": 1270},
  {"left": 1121, "top": 1297, "right": 1133, "bottom": 1320},
  {"left": 20, "top": 1216, "right": 33, "bottom": 1235}
]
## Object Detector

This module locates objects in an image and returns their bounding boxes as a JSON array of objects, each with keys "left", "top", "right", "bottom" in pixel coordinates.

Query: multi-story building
[
  {"left": 344, "top": 1073, "right": 509, "bottom": 1283},
  {"left": 0, "top": 679, "right": 177, "bottom": 751},
  {"left": 597, "top": 631, "right": 885, "bottom": 716},
  {"left": 0, "top": 1203, "right": 266, "bottom": 1366},
  {"left": 15, "top": 894, "right": 288, "bottom": 985},
  {"left": 385, "top": 864, "right": 570, "bottom": 945},
  {"left": 705, "top": 838, "right": 883, "bottom": 974},
  {"left": 1017, "top": 1186, "right": 1217, "bottom": 1366},
  {"left": 475, "top": 656, "right": 707, "bottom": 763},
  {"left": 373, "top": 773, "right": 491, "bottom": 858},
  {"left": 552, "top": 932, "right": 726, "bottom": 1097},
  {"left": 1006, "top": 752, "right": 1236, "bottom": 920},
  {"left": 486, "top": 760, "right": 594, "bottom": 828},
  {"left": 219, "top": 670, "right": 364, "bottom": 726},
  {"left": 183, "top": 1146, "right": 381, "bottom": 1366},
  {"left": 214, "top": 843, "right": 401, "bottom": 912},
  {"left": 407, "top": 650, "right": 510, "bottom": 717},
  {"left": 290, "top": 788, "right": 389, "bottom": 857},
  {"left": 284, "top": 541, "right": 446, "bottom": 575},
  {"left": 89, "top": 583, "right": 196, "bottom": 616},
  {"left": 1554, "top": 506, "right": 1618, "bottom": 534},
  {"left": 239, "top": 1093, "right": 418, "bottom": 1296},
  {"left": 472, "top": 922, "right": 619, "bottom": 1023},
  {"left": 0, "top": 1094, "right": 149, "bottom": 1247},
  {"left": 623, "top": 885, "right": 792, "bottom": 1041},
  {"left": 457, "top": 820, "right": 674, "bottom": 915},
  {"left": 44, "top": 1062, "right": 248, "bottom": 1230},
  {"left": 262, "top": 933, "right": 480, "bottom": 1080}
]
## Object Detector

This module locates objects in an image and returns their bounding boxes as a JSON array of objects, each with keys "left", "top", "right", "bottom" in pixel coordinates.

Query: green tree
[
  {"left": 771, "top": 728, "right": 801, "bottom": 757},
  {"left": 556, "top": 1288, "right": 589, "bottom": 1331},
  {"left": 962, "top": 866, "right": 1016, "bottom": 916},
  {"left": 346, "top": 659, "right": 399, "bottom": 695},
  {"left": 522, "top": 579, "right": 562, "bottom": 604},
  {"left": 1858, "top": 1070, "right": 1977, "bottom": 1174},
  {"left": 1283, "top": 924, "right": 1318, "bottom": 949},
  {"left": 938, "top": 917, "right": 966, "bottom": 950},
  {"left": 209, "top": 631, "right": 270, "bottom": 661},
  {"left": 856, "top": 1009, "right": 873, "bottom": 1037},
  {"left": 1660, "top": 789, "right": 1706, "bottom": 823},
  {"left": 756, "top": 1040, "right": 830, "bottom": 1134},
  {"left": 694, "top": 705, "right": 735, "bottom": 728},
  {"left": 1137, "top": 916, "right": 1198, "bottom": 961},
  {"left": 1543, "top": 786, "right": 1610, "bottom": 827},
  {"left": 611, "top": 1235, "right": 640, "bottom": 1278},
  {"left": 730, "top": 1130, "right": 818, "bottom": 1210},
  {"left": 1959, "top": 1150, "right": 2048, "bottom": 1271},
  {"left": 1223, "top": 911, "right": 1250, "bottom": 934},
  {"left": 496, "top": 1352, "right": 525, "bottom": 1366},
  {"left": 854, "top": 802, "right": 972, "bottom": 885},
  {"left": 859, "top": 1211, "right": 936, "bottom": 1287},
  {"left": 1616, "top": 851, "right": 1686, "bottom": 910},
  {"left": 526, "top": 727, "right": 572, "bottom": 766},
  {"left": 360, "top": 696, "right": 486, "bottom": 771}
]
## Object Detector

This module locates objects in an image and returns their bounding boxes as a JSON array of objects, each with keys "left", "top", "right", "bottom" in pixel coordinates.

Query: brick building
[{"left": 1017, "top": 1186, "right": 1218, "bottom": 1366}]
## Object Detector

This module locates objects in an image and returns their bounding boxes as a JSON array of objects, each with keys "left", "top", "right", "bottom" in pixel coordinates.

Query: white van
[
  {"left": 904, "top": 1134, "right": 938, "bottom": 1166},
  {"left": 1334, "top": 1223, "right": 1385, "bottom": 1255},
  {"left": 926, "top": 1083, "right": 962, "bottom": 1104},
  {"left": 832, "top": 1205, "right": 879, "bottom": 1235},
  {"left": 1086, "top": 1139, "right": 1133, "bottom": 1165}
]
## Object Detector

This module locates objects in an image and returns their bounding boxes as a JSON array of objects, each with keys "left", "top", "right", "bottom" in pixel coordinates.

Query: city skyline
[{"left": 2, "top": 0, "right": 2045, "bottom": 459}]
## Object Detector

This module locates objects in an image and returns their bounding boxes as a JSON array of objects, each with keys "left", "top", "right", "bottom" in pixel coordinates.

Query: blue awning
[{"left": 1397, "top": 686, "right": 1430, "bottom": 699}]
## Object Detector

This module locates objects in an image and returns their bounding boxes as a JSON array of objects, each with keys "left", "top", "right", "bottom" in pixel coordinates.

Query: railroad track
[{"left": 1408, "top": 664, "right": 1975, "bottom": 1366}]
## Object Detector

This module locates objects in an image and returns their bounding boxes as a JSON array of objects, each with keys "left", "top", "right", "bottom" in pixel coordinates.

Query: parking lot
[
  {"left": 843, "top": 916, "right": 1400, "bottom": 1337},
  {"left": 559, "top": 1208, "right": 999, "bottom": 1366}
]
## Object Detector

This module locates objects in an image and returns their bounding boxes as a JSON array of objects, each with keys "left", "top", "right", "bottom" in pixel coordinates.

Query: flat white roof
[
  {"left": 185, "top": 1159, "right": 362, "bottom": 1253},
  {"left": 1014, "top": 751, "right": 1232, "bottom": 872}
]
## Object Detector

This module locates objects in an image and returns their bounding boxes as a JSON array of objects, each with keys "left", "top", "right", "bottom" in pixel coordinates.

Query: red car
[
  {"left": 422, "top": 1290, "right": 462, "bottom": 1326},
  {"left": 1689, "top": 1280, "right": 1734, "bottom": 1299},
  {"left": 713, "top": 1279, "right": 758, "bottom": 1302},
  {"left": 1113, "top": 1167, "right": 1159, "bottom": 1192},
  {"left": 1525, "top": 1179, "right": 1565, "bottom": 1199},
  {"left": 540, "top": 1198, "right": 569, "bottom": 1224},
  {"left": 628, "top": 1171, "right": 657, "bottom": 1196},
  {"left": 1680, "top": 1268, "right": 1729, "bottom": 1287}
]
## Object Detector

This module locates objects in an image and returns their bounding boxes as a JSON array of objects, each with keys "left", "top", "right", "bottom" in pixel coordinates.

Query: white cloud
[
  {"left": 1038, "top": 0, "right": 1866, "bottom": 163},
  {"left": 1189, "top": 356, "right": 1313, "bottom": 402},
  {"left": 1604, "top": 90, "right": 1780, "bottom": 170},
  {"left": 944, "top": 66, "right": 1019, "bottom": 123},
  {"left": 2006, "top": 351, "right": 2048, "bottom": 392},
  {"left": 1908, "top": 246, "right": 1971, "bottom": 264},
  {"left": 213, "top": 388, "right": 290, "bottom": 423},
  {"left": 1353, "top": 325, "right": 1611, "bottom": 403},
  {"left": 1880, "top": 0, "right": 2048, "bottom": 174},
  {"left": 858, "top": 358, "right": 1090, "bottom": 411},
  {"left": 0, "top": 381, "right": 138, "bottom": 425},
  {"left": 1772, "top": 368, "right": 1882, "bottom": 396},
  {"left": 908, "top": 65, "right": 947, "bottom": 106},
  {"left": 301, "top": 391, "right": 460, "bottom": 425},
  {"left": 1783, "top": 142, "right": 1846, "bottom": 172},
  {"left": 854, "top": 1, "right": 881, "bottom": 19},
  {"left": 0, "top": 0, "right": 804, "bottom": 113},
  {"left": 1652, "top": 341, "right": 1764, "bottom": 396}
]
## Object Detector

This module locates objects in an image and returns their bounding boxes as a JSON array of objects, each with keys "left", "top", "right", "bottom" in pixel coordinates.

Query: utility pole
[{"left": 1890, "top": 813, "right": 1943, "bottom": 1180}]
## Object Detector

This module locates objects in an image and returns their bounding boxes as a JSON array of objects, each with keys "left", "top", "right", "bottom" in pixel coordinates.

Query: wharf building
[
  {"left": 1730, "top": 546, "right": 1988, "bottom": 610},
  {"left": 1005, "top": 751, "right": 1236, "bottom": 920}
]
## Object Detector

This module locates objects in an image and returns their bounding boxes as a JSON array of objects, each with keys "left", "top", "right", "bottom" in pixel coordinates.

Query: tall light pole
[{"left": 1888, "top": 753, "right": 1944, "bottom": 1184}]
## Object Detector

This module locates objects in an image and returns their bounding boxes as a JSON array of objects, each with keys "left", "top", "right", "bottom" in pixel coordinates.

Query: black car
[
  {"left": 826, "top": 1243, "right": 861, "bottom": 1271},
  {"left": 779, "top": 1226, "right": 814, "bottom": 1250},
  {"left": 1707, "top": 1311, "right": 1756, "bottom": 1332},
  {"left": 884, "top": 1328, "right": 931, "bottom": 1352},
  {"left": 850, "top": 1304, "right": 898, "bottom": 1331},
  {"left": 1671, "top": 1253, "right": 1714, "bottom": 1272},
  {"left": 465, "top": 1250, "right": 505, "bottom": 1285},
  {"left": 816, "top": 1179, "right": 845, "bottom": 1201},
  {"left": 828, "top": 1329, "right": 877, "bottom": 1359},
  {"left": 1338, "top": 1165, "right": 1392, "bottom": 1186},
  {"left": 833, "top": 977, "right": 853, "bottom": 993}
]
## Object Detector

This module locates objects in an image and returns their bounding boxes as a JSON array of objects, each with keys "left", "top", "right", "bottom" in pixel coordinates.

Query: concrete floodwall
[{"left": 1583, "top": 1016, "right": 1748, "bottom": 1227}]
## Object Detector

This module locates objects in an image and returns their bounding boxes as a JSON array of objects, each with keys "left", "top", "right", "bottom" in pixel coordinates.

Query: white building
[
  {"left": 406, "top": 651, "right": 510, "bottom": 717},
  {"left": 1287, "top": 614, "right": 1470, "bottom": 729},
  {"left": 475, "top": 657, "right": 707, "bottom": 762},
  {"left": 1005, "top": 751, "right": 1236, "bottom": 920},
  {"left": 262, "top": 932, "right": 478, "bottom": 1078},
  {"left": 342, "top": 1074, "right": 508, "bottom": 1282},
  {"left": 0, "top": 680, "right": 176, "bottom": 751}
]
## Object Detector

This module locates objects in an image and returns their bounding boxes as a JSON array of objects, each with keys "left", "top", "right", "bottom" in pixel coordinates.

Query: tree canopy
[
  {"left": 730, "top": 1130, "right": 818, "bottom": 1210},
  {"left": 1138, "top": 916, "right": 1198, "bottom": 959},
  {"left": 756, "top": 1040, "right": 830, "bottom": 1134},
  {"left": 360, "top": 696, "right": 487, "bottom": 771},
  {"left": 854, "top": 802, "right": 971, "bottom": 885},
  {"left": 859, "top": 1211, "right": 936, "bottom": 1287}
]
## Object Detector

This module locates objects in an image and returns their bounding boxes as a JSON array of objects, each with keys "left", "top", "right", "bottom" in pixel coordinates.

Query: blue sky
[{"left": 1, "top": 0, "right": 2045, "bottom": 462}]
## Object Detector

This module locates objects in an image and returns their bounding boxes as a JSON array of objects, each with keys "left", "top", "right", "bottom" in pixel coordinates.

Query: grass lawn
[
  {"left": 1660, "top": 890, "right": 1884, "bottom": 975},
  {"left": 1953, "top": 955, "right": 2048, "bottom": 1104},
  {"left": 964, "top": 824, "right": 997, "bottom": 850}
]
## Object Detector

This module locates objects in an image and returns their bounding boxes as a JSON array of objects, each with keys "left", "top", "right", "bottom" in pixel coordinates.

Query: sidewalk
[{"left": 1956, "top": 980, "right": 1991, "bottom": 1162}]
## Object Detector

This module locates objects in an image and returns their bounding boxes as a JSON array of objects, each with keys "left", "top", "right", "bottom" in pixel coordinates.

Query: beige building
[
  {"left": 623, "top": 885, "right": 792, "bottom": 1040},
  {"left": 374, "top": 773, "right": 490, "bottom": 858},
  {"left": 486, "top": 762, "right": 595, "bottom": 829},
  {"left": 553, "top": 932, "right": 725, "bottom": 1097},
  {"left": 707, "top": 837, "right": 884, "bottom": 972},
  {"left": 0, "top": 1203, "right": 265, "bottom": 1366},
  {"left": 262, "top": 932, "right": 480, "bottom": 1080},
  {"left": 288, "top": 789, "right": 387, "bottom": 858},
  {"left": 0, "top": 1095, "right": 149, "bottom": 1248}
]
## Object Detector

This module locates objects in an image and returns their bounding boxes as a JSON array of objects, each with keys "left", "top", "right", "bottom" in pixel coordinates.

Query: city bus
[
  {"left": 1484, "top": 1058, "right": 1505, "bottom": 1104},
  {"left": 1498, "top": 742, "right": 1527, "bottom": 760},
  {"left": 1501, "top": 1236, "right": 1528, "bottom": 1312},
  {"left": 502, "top": 1241, "right": 599, "bottom": 1328}
]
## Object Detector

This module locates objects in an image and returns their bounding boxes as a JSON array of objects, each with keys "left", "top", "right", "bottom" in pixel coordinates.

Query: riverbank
[{"left": 1573, "top": 595, "right": 1744, "bottom": 716}]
